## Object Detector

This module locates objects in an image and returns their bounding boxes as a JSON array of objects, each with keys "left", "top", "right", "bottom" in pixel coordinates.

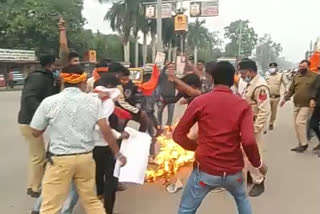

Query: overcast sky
[{"left": 83, "top": 0, "right": 320, "bottom": 62}]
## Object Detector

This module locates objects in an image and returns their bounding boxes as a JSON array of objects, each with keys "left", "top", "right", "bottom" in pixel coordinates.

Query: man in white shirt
[{"left": 30, "top": 65, "right": 126, "bottom": 214}]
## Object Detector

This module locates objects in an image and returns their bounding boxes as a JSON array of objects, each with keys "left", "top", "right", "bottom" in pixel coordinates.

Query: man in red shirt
[{"left": 173, "top": 61, "right": 267, "bottom": 214}]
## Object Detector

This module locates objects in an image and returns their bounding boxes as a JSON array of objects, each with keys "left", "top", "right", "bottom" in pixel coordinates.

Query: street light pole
[
  {"left": 237, "top": 20, "right": 243, "bottom": 58},
  {"left": 156, "top": 0, "right": 164, "bottom": 52}
]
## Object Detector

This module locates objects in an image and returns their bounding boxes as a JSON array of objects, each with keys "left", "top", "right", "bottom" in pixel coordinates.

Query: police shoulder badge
[{"left": 258, "top": 89, "right": 267, "bottom": 102}]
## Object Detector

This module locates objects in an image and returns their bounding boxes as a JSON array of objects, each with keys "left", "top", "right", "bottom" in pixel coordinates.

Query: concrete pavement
[{"left": 0, "top": 90, "right": 319, "bottom": 214}]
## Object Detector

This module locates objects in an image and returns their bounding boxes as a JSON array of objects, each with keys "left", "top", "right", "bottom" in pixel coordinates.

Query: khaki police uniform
[
  {"left": 266, "top": 73, "right": 288, "bottom": 127},
  {"left": 242, "top": 74, "right": 271, "bottom": 184}
]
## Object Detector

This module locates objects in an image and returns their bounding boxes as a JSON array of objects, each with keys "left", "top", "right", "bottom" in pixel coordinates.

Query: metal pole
[
  {"left": 180, "top": 34, "right": 184, "bottom": 55},
  {"left": 157, "top": 0, "right": 164, "bottom": 52},
  {"left": 238, "top": 20, "right": 243, "bottom": 58}
]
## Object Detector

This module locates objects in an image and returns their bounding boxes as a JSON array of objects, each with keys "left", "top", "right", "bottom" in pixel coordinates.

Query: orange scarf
[
  {"left": 138, "top": 64, "right": 160, "bottom": 96},
  {"left": 60, "top": 73, "right": 88, "bottom": 84},
  {"left": 92, "top": 67, "right": 109, "bottom": 81}
]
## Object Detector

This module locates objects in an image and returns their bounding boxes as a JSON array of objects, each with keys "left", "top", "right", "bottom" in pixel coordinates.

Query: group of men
[{"left": 16, "top": 18, "right": 320, "bottom": 214}]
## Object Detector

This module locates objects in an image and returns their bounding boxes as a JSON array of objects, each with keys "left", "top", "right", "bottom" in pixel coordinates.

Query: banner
[
  {"left": 0, "top": 49, "right": 36, "bottom": 61},
  {"left": 145, "top": 3, "right": 174, "bottom": 19},
  {"left": 190, "top": 0, "right": 219, "bottom": 17}
]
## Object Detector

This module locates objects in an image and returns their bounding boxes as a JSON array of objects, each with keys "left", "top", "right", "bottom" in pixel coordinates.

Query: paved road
[{"left": 1, "top": 90, "right": 319, "bottom": 214}]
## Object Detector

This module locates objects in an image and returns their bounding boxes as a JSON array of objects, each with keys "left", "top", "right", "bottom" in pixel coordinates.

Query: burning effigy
[{"left": 145, "top": 131, "right": 195, "bottom": 183}]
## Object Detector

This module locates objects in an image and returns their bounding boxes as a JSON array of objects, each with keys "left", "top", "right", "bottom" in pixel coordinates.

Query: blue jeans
[
  {"left": 33, "top": 183, "right": 78, "bottom": 214},
  {"left": 178, "top": 170, "right": 252, "bottom": 214}
]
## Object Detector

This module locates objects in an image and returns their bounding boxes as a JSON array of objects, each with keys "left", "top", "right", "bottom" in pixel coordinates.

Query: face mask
[
  {"left": 243, "top": 77, "right": 251, "bottom": 83},
  {"left": 299, "top": 68, "right": 308, "bottom": 74},
  {"left": 269, "top": 68, "right": 277, "bottom": 74}
]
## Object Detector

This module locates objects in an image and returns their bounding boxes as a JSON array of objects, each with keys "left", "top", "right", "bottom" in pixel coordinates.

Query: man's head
[
  {"left": 196, "top": 60, "right": 205, "bottom": 72},
  {"left": 317, "top": 67, "right": 320, "bottom": 73},
  {"left": 165, "top": 62, "right": 176, "bottom": 73},
  {"left": 238, "top": 59, "right": 258, "bottom": 82},
  {"left": 68, "top": 51, "right": 80, "bottom": 65},
  {"left": 206, "top": 61, "right": 235, "bottom": 87},
  {"left": 118, "top": 67, "right": 131, "bottom": 85},
  {"left": 40, "top": 55, "right": 56, "bottom": 71},
  {"left": 180, "top": 73, "right": 202, "bottom": 90},
  {"left": 269, "top": 62, "right": 278, "bottom": 74},
  {"left": 94, "top": 72, "right": 119, "bottom": 89},
  {"left": 61, "top": 65, "right": 87, "bottom": 92},
  {"left": 298, "top": 60, "right": 310, "bottom": 74}
]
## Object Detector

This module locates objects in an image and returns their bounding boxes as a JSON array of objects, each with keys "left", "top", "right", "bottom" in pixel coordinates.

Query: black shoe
[
  {"left": 295, "top": 145, "right": 308, "bottom": 153},
  {"left": 27, "top": 188, "right": 33, "bottom": 196},
  {"left": 247, "top": 172, "right": 253, "bottom": 185},
  {"left": 291, "top": 146, "right": 301, "bottom": 152},
  {"left": 249, "top": 180, "right": 265, "bottom": 197},
  {"left": 31, "top": 211, "right": 39, "bottom": 214},
  {"left": 27, "top": 189, "right": 41, "bottom": 198},
  {"left": 313, "top": 144, "right": 320, "bottom": 151},
  {"left": 269, "top": 124, "right": 274, "bottom": 130}
]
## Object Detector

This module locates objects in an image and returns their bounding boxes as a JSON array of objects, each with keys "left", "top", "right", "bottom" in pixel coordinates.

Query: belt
[
  {"left": 47, "top": 151, "right": 92, "bottom": 164},
  {"left": 50, "top": 151, "right": 91, "bottom": 157},
  {"left": 270, "top": 95, "right": 280, "bottom": 98},
  {"left": 193, "top": 161, "right": 240, "bottom": 176}
]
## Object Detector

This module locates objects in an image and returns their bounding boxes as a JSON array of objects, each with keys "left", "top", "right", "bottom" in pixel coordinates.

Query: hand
[
  {"left": 121, "top": 131, "right": 130, "bottom": 140},
  {"left": 119, "top": 156, "right": 127, "bottom": 167},
  {"left": 98, "top": 92, "right": 109, "bottom": 100},
  {"left": 310, "top": 99, "right": 316, "bottom": 109},
  {"left": 280, "top": 100, "right": 286, "bottom": 107},
  {"left": 58, "top": 17, "right": 66, "bottom": 31},
  {"left": 259, "top": 163, "right": 268, "bottom": 176}
]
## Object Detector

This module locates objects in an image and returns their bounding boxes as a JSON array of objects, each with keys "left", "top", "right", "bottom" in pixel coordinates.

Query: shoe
[
  {"left": 291, "top": 146, "right": 301, "bottom": 152},
  {"left": 269, "top": 124, "right": 274, "bottom": 130},
  {"left": 295, "top": 145, "right": 308, "bottom": 153},
  {"left": 27, "top": 188, "right": 41, "bottom": 198},
  {"left": 249, "top": 180, "right": 265, "bottom": 197},
  {"left": 313, "top": 144, "right": 320, "bottom": 151},
  {"left": 31, "top": 211, "right": 39, "bottom": 214}
]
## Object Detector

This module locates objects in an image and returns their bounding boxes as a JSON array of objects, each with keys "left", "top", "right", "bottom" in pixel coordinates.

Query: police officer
[
  {"left": 238, "top": 59, "right": 271, "bottom": 197},
  {"left": 266, "top": 62, "right": 288, "bottom": 130}
]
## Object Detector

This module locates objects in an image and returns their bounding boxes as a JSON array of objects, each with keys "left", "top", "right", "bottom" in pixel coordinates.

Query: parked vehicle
[
  {"left": 0, "top": 74, "right": 6, "bottom": 88},
  {"left": 8, "top": 71, "right": 24, "bottom": 88}
]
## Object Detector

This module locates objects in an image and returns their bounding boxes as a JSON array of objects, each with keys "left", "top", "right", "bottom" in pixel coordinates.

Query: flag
[
  {"left": 309, "top": 51, "right": 320, "bottom": 73},
  {"left": 138, "top": 64, "right": 160, "bottom": 96}
]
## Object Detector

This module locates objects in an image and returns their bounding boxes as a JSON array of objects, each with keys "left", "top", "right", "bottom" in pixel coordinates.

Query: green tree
[
  {"left": 224, "top": 19, "right": 258, "bottom": 57},
  {"left": 187, "top": 19, "right": 220, "bottom": 64},
  {"left": 0, "top": 0, "right": 86, "bottom": 56},
  {"left": 255, "top": 34, "right": 282, "bottom": 71}
]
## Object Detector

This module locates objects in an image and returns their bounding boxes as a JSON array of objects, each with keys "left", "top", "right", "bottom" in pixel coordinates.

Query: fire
[{"left": 146, "top": 131, "right": 195, "bottom": 182}]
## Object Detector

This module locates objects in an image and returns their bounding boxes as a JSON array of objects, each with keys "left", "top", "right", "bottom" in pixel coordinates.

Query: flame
[{"left": 146, "top": 128, "right": 195, "bottom": 182}]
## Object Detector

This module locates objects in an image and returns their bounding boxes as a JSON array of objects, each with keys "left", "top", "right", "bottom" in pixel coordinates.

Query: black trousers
[
  {"left": 310, "top": 106, "right": 320, "bottom": 142},
  {"left": 93, "top": 146, "right": 118, "bottom": 214}
]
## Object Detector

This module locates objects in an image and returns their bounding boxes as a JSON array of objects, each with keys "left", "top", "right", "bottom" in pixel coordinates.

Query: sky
[{"left": 82, "top": 0, "right": 320, "bottom": 63}]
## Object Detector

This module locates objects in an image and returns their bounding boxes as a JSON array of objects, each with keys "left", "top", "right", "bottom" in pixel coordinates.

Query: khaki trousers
[
  {"left": 270, "top": 97, "right": 280, "bottom": 126},
  {"left": 293, "top": 107, "right": 311, "bottom": 146},
  {"left": 40, "top": 153, "right": 105, "bottom": 214},
  {"left": 245, "top": 132, "right": 264, "bottom": 184},
  {"left": 20, "top": 124, "right": 46, "bottom": 192}
]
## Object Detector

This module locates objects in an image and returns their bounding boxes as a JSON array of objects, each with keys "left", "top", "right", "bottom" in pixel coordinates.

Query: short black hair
[
  {"left": 205, "top": 61, "right": 217, "bottom": 75},
  {"left": 317, "top": 67, "right": 320, "bottom": 70},
  {"left": 197, "top": 60, "right": 205, "bottom": 64},
  {"left": 238, "top": 59, "right": 258, "bottom": 72},
  {"left": 207, "top": 61, "right": 235, "bottom": 87},
  {"left": 269, "top": 62, "right": 278, "bottom": 67},
  {"left": 61, "top": 64, "right": 85, "bottom": 75},
  {"left": 180, "top": 73, "right": 201, "bottom": 89},
  {"left": 40, "top": 55, "right": 56, "bottom": 67},
  {"left": 109, "top": 63, "right": 127, "bottom": 73},
  {"left": 94, "top": 72, "right": 119, "bottom": 88},
  {"left": 300, "top": 59, "right": 311, "bottom": 66},
  {"left": 68, "top": 51, "right": 80, "bottom": 62},
  {"left": 96, "top": 59, "right": 112, "bottom": 68}
]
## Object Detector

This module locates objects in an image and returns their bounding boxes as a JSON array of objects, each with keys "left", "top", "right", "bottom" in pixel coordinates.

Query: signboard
[
  {"left": 190, "top": 0, "right": 219, "bottom": 17},
  {"left": 174, "top": 14, "right": 188, "bottom": 33},
  {"left": 176, "top": 55, "right": 186, "bottom": 76},
  {"left": 145, "top": 3, "right": 174, "bottom": 19},
  {"left": 154, "top": 52, "right": 166, "bottom": 67},
  {"left": 0, "top": 49, "right": 36, "bottom": 61}
]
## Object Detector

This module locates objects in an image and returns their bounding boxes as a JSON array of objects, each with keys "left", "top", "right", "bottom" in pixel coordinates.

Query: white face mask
[{"left": 269, "top": 68, "right": 277, "bottom": 74}]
